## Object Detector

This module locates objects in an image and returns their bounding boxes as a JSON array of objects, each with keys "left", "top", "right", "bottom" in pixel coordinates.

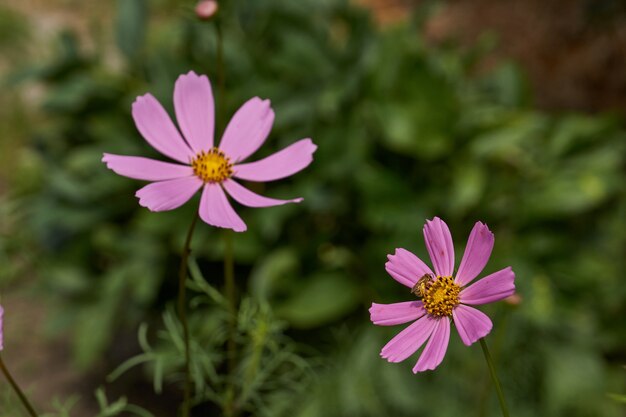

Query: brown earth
[
  {"left": 1, "top": 284, "right": 98, "bottom": 416},
  {"left": 359, "top": 0, "right": 626, "bottom": 114}
]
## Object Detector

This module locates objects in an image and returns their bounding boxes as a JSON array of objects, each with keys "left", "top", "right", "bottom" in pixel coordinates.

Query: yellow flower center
[
  {"left": 421, "top": 276, "right": 460, "bottom": 317},
  {"left": 191, "top": 148, "right": 233, "bottom": 183}
]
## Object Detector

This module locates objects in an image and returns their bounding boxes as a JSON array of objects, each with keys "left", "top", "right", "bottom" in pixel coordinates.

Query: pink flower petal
[
  {"left": 132, "top": 94, "right": 195, "bottom": 163},
  {"left": 174, "top": 71, "right": 215, "bottom": 153},
  {"left": 218, "top": 97, "right": 275, "bottom": 163},
  {"left": 455, "top": 222, "right": 495, "bottom": 286},
  {"left": 413, "top": 317, "right": 450, "bottom": 372},
  {"left": 423, "top": 217, "right": 455, "bottom": 277},
  {"left": 0, "top": 304, "right": 4, "bottom": 351},
  {"left": 385, "top": 248, "right": 434, "bottom": 288},
  {"left": 380, "top": 315, "right": 438, "bottom": 363},
  {"left": 102, "top": 154, "right": 194, "bottom": 181},
  {"left": 369, "top": 301, "right": 426, "bottom": 326},
  {"left": 199, "top": 184, "right": 247, "bottom": 232},
  {"left": 222, "top": 179, "right": 302, "bottom": 207},
  {"left": 233, "top": 139, "right": 317, "bottom": 182},
  {"left": 452, "top": 304, "right": 493, "bottom": 346},
  {"left": 135, "top": 177, "right": 202, "bottom": 212},
  {"left": 460, "top": 267, "right": 515, "bottom": 305}
]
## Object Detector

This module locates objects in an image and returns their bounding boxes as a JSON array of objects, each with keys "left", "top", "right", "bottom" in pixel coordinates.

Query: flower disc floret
[
  {"left": 421, "top": 276, "right": 460, "bottom": 317},
  {"left": 191, "top": 148, "right": 233, "bottom": 183}
]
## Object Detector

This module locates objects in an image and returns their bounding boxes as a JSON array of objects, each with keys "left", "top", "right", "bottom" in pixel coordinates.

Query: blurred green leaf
[
  {"left": 115, "top": 0, "right": 147, "bottom": 60},
  {"left": 276, "top": 273, "right": 360, "bottom": 328}
]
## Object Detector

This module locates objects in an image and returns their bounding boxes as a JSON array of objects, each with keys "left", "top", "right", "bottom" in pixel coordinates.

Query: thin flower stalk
[
  {"left": 480, "top": 338, "right": 510, "bottom": 417},
  {"left": 0, "top": 306, "right": 39, "bottom": 417},
  {"left": 177, "top": 213, "right": 200, "bottom": 417}
]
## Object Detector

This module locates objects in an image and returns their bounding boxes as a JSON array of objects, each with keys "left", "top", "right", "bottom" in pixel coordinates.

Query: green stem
[
  {"left": 479, "top": 338, "right": 510, "bottom": 417},
  {"left": 478, "top": 309, "right": 509, "bottom": 417},
  {"left": 177, "top": 212, "right": 199, "bottom": 417},
  {"left": 213, "top": 12, "right": 236, "bottom": 417},
  {"left": 223, "top": 231, "right": 237, "bottom": 417},
  {"left": 0, "top": 355, "right": 38, "bottom": 417}
]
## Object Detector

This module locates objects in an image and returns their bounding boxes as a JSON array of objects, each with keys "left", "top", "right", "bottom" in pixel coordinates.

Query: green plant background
[{"left": 1, "top": 0, "right": 625, "bottom": 416}]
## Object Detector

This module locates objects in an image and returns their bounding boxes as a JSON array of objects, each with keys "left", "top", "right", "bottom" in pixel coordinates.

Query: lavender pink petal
[
  {"left": 423, "top": 217, "right": 455, "bottom": 277},
  {"left": 380, "top": 315, "right": 439, "bottom": 363},
  {"left": 222, "top": 179, "right": 302, "bottom": 207},
  {"left": 460, "top": 267, "right": 515, "bottom": 305},
  {"left": 233, "top": 139, "right": 317, "bottom": 182},
  {"left": 452, "top": 304, "right": 493, "bottom": 346},
  {"left": 199, "top": 184, "right": 247, "bottom": 232},
  {"left": 132, "top": 94, "right": 195, "bottom": 163},
  {"left": 102, "top": 154, "right": 194, "bottom": 181},
  {"left": 385, "top": 248, "right": 434, "bottom": 288},
  {"left": 369, "top": 301, "right": 426, "bottom": 326},
  {"left": 135, "top": 177, "right": 203, "bottom": 212},
  {"left": 218, "top": 97, "right": 275, "bottom": 163},
  {"left": 413, "top": 317, "right": 450, "bottom": 373},
  {"left": 455, "top": 222, "right": 495, "bottom": 286},
  {"left": 173, "top": 71, "right": 215, "bottom": 153}
]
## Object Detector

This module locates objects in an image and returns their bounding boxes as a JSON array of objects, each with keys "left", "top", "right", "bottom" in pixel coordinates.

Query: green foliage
[
  {"left": 3, "top": 0, "right": 625, "bottom": 416},
  {"left": 0, "top": 6, "right": 30, "bottom": 58},
  {"left": 109, "top": 261, "right": 311, "bottom": 416},
  {"left": 0, "top": 385, "right": 151, "bottom": 417},
  {"left": 40, "top": 388, "right": 153, "bottom": 417}
]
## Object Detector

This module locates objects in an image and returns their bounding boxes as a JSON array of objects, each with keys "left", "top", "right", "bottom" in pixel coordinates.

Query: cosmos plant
[
  {"left": 101, "top": 69, "right": 317, "bottom": 417},
  {"left": 370, "top": 217, "right": 515, "bottom": 415}
]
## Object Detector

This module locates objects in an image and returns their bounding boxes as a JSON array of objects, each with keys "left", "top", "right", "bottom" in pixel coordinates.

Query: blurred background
[{"left": 0, "top": 0, "right": 625, "bottom": 416}]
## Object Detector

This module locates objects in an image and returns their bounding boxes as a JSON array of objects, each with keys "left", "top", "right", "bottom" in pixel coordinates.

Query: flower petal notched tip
[
  {"left": 101, "top": 153, "right": 115, "bottom": 170},
  {"left": 251, "top": 96, "right": 271, "bottom": 109},
  {"left": 370, "top": 301, "right": 426, "bottom": 326},
  {"left": 180, "top": 70, "right": 202, "bottom": 80},
  {"left": 135, "top": 177, "right": 203, "bottom": 213},
  {"left": 232, "top": 138, "right": 317, "bottom": 182},
  {"left": 304, "top": 138, "right": 318, "bottom": 154},
  {"left": 132, "top": 93, "right": 152, "bottom": 107},
  {"left": 459, "top": 266, "right": 516, "bottom": 305},
  {"left": 176, "top": 71, "right": 212, "bottom": 92},
  {"left": 385, "top": 248, "right": 434, "bottom": 289},
  {"left": 135, "top": 189, "right": 156, "bottom": 212}
]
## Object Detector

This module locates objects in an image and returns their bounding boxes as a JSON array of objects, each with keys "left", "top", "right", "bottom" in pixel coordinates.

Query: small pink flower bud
[
  {"left": 504, "top": 293, "right": 522, "bottom": 306},
  {"left": 195, "top": 0, "right": 218, "bottom": 20}
]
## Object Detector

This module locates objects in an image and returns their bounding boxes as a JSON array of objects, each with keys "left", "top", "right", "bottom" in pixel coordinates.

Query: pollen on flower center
[
  {"left": 191, "top": 148, "right": 233, "bottom": 183},
  {"left": 421, "top": 276, "right": 460, "bottom": 317}
]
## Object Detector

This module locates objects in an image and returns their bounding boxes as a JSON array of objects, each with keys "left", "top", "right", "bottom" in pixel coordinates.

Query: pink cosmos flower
[
  {"left": 0, "top": 304, "right": 4, "bottom": 351},
  {"left": 102, "top": 71, "right": 317, "bottom": 232},
  {"left": 370, "top": 217, "right": 515, "bottom": 373}
]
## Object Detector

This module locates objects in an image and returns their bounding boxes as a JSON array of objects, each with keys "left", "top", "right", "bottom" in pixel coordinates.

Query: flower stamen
[
  {"left": 421, "top": 276, "right": 460, "bottom": 317},
  {"left": 191, "top": 148, "right": 233, "bottom": 183}
]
